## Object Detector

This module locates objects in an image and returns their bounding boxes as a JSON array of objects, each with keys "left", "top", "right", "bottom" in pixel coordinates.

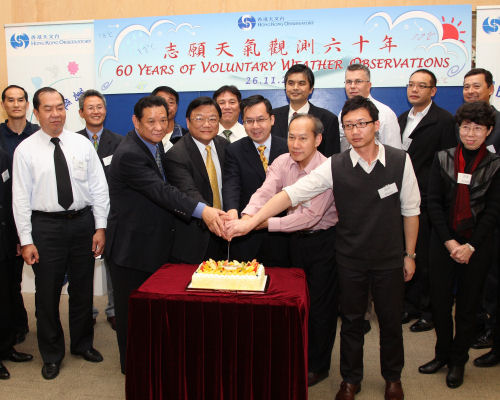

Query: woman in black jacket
[{"left": 418, "top": 101, "right": 500, "bottom": 388}]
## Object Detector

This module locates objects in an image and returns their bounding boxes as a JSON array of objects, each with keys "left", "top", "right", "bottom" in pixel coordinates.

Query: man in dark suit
[
  {"left": 151, "top": 86, "right": 187, "bottom": 151},
  {"left": 271, "top": 64, "right": 340, "bottom": 157},
  {"left": 223, "top": 95, "right": 289, "bottom": 266},
  {"left": 398, "top": 69, "right": 456, "bottom": 333},
  {"left": 77, "top": 89, "right": 122, "bottom": 330},
  {"left": 165, "top": 97, "right": 228, "bottom": 264},
  {"left": 106, "top": 95, "right": 226, "bottom": 372}
]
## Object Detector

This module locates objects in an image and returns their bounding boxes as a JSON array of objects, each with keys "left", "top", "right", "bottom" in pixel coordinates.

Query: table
[{"left": 126, "top": 264, "right": 309, "bottom": 400}]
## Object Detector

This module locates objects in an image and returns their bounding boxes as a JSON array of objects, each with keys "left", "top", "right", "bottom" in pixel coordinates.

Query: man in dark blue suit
[
  {"left": 106, "top": 96, "right": 226, "bottom": 372},
  {"left": 271, "top": 64, "right": 340, "bottom": 157},
  {"left": 223, "top": 95, "right": 289, "bottom": 266},
  {"left": 76, "top": 89, "right": 123, "bottom": 330}
]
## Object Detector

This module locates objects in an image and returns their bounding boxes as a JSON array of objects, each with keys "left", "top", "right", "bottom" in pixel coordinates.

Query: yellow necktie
[
  {"left": 257, "top": 145, "right": 268, "bottom": 172},
  {"left": 205, "top": 145, "right": 221, "bottom": 209}
]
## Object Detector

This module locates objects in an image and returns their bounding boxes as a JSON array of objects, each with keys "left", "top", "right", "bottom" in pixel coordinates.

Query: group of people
[{"left": 0, "top": 62, "right": 499, "bottom": 400}]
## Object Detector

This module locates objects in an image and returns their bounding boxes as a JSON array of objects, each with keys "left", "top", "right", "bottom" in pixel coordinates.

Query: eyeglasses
[
  {"left": 190, "top": 116, "right": 219, "bottom": 125},
  {"left": 345, "top": 79, "right": 370, "bottom": 86},
  {"left": 342, "top": 120, "right": 375, "bottom": 131},
  {"left": 86, "top": 105, "right": 105, "bottom": 112},
  {"left": 243, "top": 117, "right": 271, "bottom": 126},
  {"left": 459, "top": 124, "right": 487, "bottom": 134},
  {"left": 407, "top": 83, "right": 434, "bottom": 90}
]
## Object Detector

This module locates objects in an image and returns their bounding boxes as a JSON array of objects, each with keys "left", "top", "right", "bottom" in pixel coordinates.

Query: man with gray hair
[
  {"left": 339, "top": 63, "right": 401, "bottom": 151},
  {"left": 77, "top": 89, "right": 122, "bottom": 330}
]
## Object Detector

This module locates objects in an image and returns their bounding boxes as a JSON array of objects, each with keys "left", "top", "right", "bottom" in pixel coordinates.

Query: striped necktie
[
  {"left": 205, "top": 145, "right": 221, "bottom": 209},
  {"left": 155, "top": 147, "right": 166, "bottom": 181},
  {"left": 92, "top": 134, "right": 98, "bottom": 150},
  {"left": 257, "top": 145, "right": 268, "bottom": 172},
  {"left": 222, "top": 130, "right": 232, "bottom": 141}
]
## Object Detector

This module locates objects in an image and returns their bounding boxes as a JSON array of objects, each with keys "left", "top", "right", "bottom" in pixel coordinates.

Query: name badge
[
  {"left": 487, "top": 144, "right": 496, "bottom": 154},
  {"left": 457, "top": 173, "right": 472, "bottom": 185},
  {"left": 103, "top": 155, "right": 113, "bottom": 166},
  {"left": 378, "top": 183, "right": 398, "bottom": 199},
  {"left": 2, "top": 169, "right": 9, "bottom": 182}
]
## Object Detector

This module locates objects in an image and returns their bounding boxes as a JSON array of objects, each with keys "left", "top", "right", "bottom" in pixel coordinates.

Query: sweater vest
[{"left": 331, "top": 147, "right": 406, "bottom": 269}]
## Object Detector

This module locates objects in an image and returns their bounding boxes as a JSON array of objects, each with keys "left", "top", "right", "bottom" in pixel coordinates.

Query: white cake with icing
[{"left": 190, "top": 259, "right": 267, "bottom": 291}]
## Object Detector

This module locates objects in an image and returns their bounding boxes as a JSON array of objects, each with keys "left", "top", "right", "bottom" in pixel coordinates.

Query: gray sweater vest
[{"left": 331, "top": 147, "right": 406, "bottom": 269}]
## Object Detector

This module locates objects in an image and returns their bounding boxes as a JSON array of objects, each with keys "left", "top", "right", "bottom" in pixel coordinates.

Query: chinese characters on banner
[{"left": 95, "top": 5, "right": 471, "bottom": 94}]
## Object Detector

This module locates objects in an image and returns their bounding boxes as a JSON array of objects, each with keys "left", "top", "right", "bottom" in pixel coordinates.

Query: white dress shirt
[
  {"left": 284, "top": 143, "right": 420, "bottom": 217},
  {"left": 288, "top": 102, "right": 310, "bottom": 124},
  {"left": 13, "top": 129, "right": 110, "bottom": 245},
  {"left": 252, "top": 135, "right": 272, "bottom": 161},
  {"left": 401, "top": 101, "right": 432, "bottom": 150},
  {"left": 191, "top": 137, "right": 223, "bottom": 207},
  {"left": 339, "top": 95, "right": 402, "bottom": 151},
  {"left": 217, "top": 122, "right": 247, "bottom": 143}
]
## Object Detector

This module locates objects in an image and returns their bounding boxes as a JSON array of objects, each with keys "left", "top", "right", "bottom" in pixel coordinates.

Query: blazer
[
  {"left": 105, "top": 131, "right": 197, "bottom": 272},
  {"left": 76, "top": 128, "right": 123, "bottom": 176},
  {"left": 271, "top": 102, "right": 340, "bottom": 157},
  {"left": 398, "top": 102, "right": 456, "bottom": 207},
  {"left": 486, "top": 107, "right": 500, "bottom": 154},
  {"left": 165, "top": 134, "right": 228, "bottom": 263},
  {"left": 222, "top": 135, "right": 288, "bottom": 214},
  {"left": 0, "top": 148, "right": 16, "bottom": 261}
]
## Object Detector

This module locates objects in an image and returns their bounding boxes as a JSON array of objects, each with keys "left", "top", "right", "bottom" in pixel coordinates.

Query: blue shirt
[
  {"left": 85, "top": 127, "right": 104, "bottom": 145},
  {"left": 0, "top": 120, "right": 39, "bottom": 162}
]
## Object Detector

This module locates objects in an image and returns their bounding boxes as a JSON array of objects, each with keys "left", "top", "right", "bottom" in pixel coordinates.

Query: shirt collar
[
  {"left": 85, "top": 127, "right": 104, "bottom": 140},
  {"left": 135, "top": 129, "right": 157, "bottom": 157},
  {"left": 409, "top": 101, "right": 432, "bottom": 119},
  {"left": 289, "top": 102, "right": 310, "bottom": 119},
  {"left": 349, "top": 140, "right": 385, "bottom": 167},
  {"left": 252, "top": 134, "right": 272, "bottom": 150},
  {"left": 191, "top": 135, "right": 215, "bottom": 153}
]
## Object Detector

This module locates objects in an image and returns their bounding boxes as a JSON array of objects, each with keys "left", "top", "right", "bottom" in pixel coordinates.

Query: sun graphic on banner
[{"left": 441, "top": 16, "right": 466, "bottom": 43}]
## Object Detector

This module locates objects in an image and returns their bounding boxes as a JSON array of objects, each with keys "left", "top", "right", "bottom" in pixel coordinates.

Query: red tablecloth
[{"left": 126, "top": 264, "right": 309, "bottom": 400}]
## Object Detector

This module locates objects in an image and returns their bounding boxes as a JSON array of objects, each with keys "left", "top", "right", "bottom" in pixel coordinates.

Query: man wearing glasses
[
  {"left": 340, "top": 63, "right": 401, "bottom": 152},
  {"left": 398, "top": 69, "right": 456, "bottom": 335},
  {"left": 222, "top": 95, "right": 289, "bottom": 266},
  {"left": 165, "top": 97, "right": 228, "bottom": 263},
  {"left": 226, "top": 96, "right": 420, "bottom": 400}
]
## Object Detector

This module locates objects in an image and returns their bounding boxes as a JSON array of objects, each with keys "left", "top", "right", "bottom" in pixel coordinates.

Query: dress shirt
[
  {"left": 284, "top": 143, "right": 420, "bottom": 217},
  {"left": 243, "top": 151, "right": 337, "bottom": 232},
  {"left": 252, "top": 135, "right": 272, "bottom": 161},
  {"left": 85, "top": 127, "right": 104, "bottom": 144},
  {"left": 161, "top": 123, "right": 185, "bottom": 151},
  {"left": 288, "top": 102, "right": 310, "bottom": 124},
  {"left": 12, "top": 129, "right": 110, "bottom": 245},
  {"left": 401, "top": 101, "right": 432, "bottom": 150},
  {"left": 217, "top": 122, "right": 247, "bottom": 143},
  {"left": 192, "top": 137, "right": 223, "bottom": 207},
  {"left": 339, "top": 95, "right": 402, "bottom": 151}
]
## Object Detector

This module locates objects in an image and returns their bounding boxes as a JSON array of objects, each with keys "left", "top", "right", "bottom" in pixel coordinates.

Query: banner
[
  {"left": 95, "top": 5, "right": 471, "bottom": 94},
  {"left": 476, "top": 6, "right": 500, "bottom": 109},
  {"left": 5, "top": 21, "right": 95, "bottom": 131}
]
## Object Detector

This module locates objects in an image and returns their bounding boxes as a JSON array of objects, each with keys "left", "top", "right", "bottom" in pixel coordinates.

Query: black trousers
[
  {"left": 404, "top": 211, "right": 432, "bottom": 320},
  {"left": 108, "top": 260, "right": 152, "bottom": 374},
  {"left": 31, "top": 209, "right": 95, "bottom": 364},
  {"left": 0, "top": 256, "right": 15, "bottom": 357},
  {"left": 338, "top": 263, "right": 404, "bottom": 384},
  {"left": 429, "top": 230, "right": 493, "bottom": 365},
  {"left": 289, "top": 227, "right": 338, "bottom": 373}
]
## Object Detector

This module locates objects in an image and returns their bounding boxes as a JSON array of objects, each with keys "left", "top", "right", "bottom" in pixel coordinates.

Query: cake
[{"left": 190, "top": 259, "right": 267, "bottom": 291}]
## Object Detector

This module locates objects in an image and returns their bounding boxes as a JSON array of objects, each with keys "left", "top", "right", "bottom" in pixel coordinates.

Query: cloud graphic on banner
[
  {"left": 366, "top": 10, "right": 469, "bottom": 75},
  {"left": 98, "top": 19, "right": 200, "bottom": 76}
]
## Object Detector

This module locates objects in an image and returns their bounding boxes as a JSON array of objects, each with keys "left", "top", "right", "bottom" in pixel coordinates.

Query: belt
[
  {"left": 32, "top": 206, "right": 91, "bottom": 219},
  {"left": 294, "top": 226, "right": 336, "bottom": 237}
]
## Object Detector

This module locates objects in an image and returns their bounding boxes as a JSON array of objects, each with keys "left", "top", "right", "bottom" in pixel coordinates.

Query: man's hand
[
  {"left": 226, "top": 218, "right": 257, "bottom": 240},
  {"left": 16, "top": 243, "right": 22, "bottom": 257},
  {"left": 21, "top": 244, "right": 39, "bottom": 265},
  {"left": 444, "top": 239, "right": 460, "bottom": 254},
  {"left": 450, "top": 244, "right": 474, "bottom": 264},
  {"left": 226, "top": 209, "right": 239, "bottom": 221},
  {"left": 202, "top": 206, "right": 227, "bottom": 238},
  {"left": 92, "top": 228, "right": 106, "bottom": 258},
  {"left": 403, "top": 257, "right": 415, "bottom": 282}
]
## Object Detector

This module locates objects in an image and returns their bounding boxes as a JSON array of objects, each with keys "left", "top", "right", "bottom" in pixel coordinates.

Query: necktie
[
  {"left": 155, "top": 147, "right": 166, "bottom": 181},
  {"left": 51, "top": 137, "right": 73, "bottom": 210},
  {"left": 205, "top": 145, "right": 221, "bottom": 209},
  {"left": 257, "top": 145, "right": 268, "bottom": 172},
  {"left": 222, "top": 130, "right": 232, "bottom": 141},
  {"left": 92, "top": 134, "right": 98, "bottom": 150}
]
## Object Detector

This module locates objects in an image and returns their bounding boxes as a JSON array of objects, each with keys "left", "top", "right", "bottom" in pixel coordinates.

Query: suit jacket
[
  {"left": 222, "top": 135, "right": 288, "bottom": 214},
  {"left": 76, "top": 128, "right": 123, "bottom": 176},
  {"left": 105, "top": 131, "right": 197, "bottom": 272},
  {"left": 0, "top": 148, "right": 16, "bottom": 261},
  {"left": 486, "top": 106, "right": 500, "bottom": 154},
  {"left": 271, "top": 102, "right": 340, "bottom": 157},
  {"left": 398, "top": 102, "right": 456, "bottom": 207},
  {"left": 222, "top": 135, "right": 290, "bottom": 266},
  {"left": 165, "top": 134, "right": 228, "bottom": 263}
]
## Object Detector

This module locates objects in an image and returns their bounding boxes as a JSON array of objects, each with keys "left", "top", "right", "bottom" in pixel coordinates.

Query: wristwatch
[
  {"left": 465, "top": 243, "right": 475, "bottom": 253},
  {"left": 404, "top": 251, "right": 417, "bottom": 259}
]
